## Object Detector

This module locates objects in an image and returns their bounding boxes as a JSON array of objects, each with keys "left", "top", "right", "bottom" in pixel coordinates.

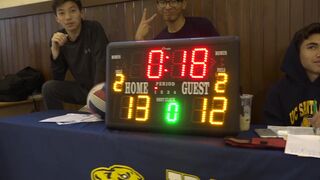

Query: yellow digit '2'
[
  {"left": 214, "top": 72, "right": 228, "bottom": 93},
  {"left": 113, "top": 72, "right": 125, "bottom": 92}
]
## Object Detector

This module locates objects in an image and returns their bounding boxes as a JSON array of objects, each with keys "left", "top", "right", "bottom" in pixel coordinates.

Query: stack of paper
[
  {"left": 285, "top": 134, "right": 320, "bottom": 158},
  {"left": 266, "top": 126, "right": 320, "bottom": 158},
  {"left": 267, "top": 125, "right": 314, "bottom": 138},
  {"left": 39, "top": 113, "right": 102, "bottom": 125}
]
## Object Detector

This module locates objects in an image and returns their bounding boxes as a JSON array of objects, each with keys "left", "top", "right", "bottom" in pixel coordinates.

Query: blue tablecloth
[{"left": 0, "top": 110, "right": 319, "bottom": 180}]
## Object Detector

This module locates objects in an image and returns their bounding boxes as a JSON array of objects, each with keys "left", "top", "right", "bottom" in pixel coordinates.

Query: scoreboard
[{"left": 105, "top": 36, "right": 240, "bottom": 135}]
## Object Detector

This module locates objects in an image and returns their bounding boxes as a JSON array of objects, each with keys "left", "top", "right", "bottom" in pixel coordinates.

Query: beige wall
[{"left": 0, "top": 0, "right": 49, "bottom": 9}]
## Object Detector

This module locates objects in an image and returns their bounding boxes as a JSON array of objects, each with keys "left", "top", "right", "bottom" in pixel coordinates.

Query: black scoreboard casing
[{"left": 105, "top": 36, "right": 240, "bottom": 136}]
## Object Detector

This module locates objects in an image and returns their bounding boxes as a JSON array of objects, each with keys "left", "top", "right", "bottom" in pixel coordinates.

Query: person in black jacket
[
  {"left": 42, "top": 0, "right": 109, "bottom": 109},
  {"left": 135, "top": 0, "right": 219, "bottom": 40},
  {"left": 264, "top": 23, "right": 320, "bottom": 128}
]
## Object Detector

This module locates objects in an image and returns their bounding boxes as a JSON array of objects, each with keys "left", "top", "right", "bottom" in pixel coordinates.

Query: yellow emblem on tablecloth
[{"left": 91, "top": 165, "right": 144, "bottom": 180}]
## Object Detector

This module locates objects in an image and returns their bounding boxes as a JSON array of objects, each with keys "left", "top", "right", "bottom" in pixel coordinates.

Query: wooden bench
[
  {"left": 0, "top": 71, "right": 85, "bottom": 118},
  {"left": 0, "top": 94, "right": 44, "bottom": 118},
  {"left": 0, "top": 94, "right": 86, "bottom": 118}
]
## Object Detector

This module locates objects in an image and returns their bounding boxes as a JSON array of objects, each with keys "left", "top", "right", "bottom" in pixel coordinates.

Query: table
[{"left": 0, "top": 110, "right": 319, "bottom": 180}]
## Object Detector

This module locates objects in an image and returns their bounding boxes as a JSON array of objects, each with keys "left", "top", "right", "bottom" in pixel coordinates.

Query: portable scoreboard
[{"left": 105, "top": 36, "right": 240, "bottom": 135}]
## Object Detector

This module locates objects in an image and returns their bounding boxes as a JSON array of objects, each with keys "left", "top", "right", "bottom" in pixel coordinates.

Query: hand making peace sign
[{"left": 135, "top": 8, "right": 157, "bottom": 40}]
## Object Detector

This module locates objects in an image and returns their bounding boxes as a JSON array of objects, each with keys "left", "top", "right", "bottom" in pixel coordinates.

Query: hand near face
[
  {"left": 51, "top": 32, "right": 68, "bottom": 59},
  {"left": 135, "top": 8, "right": 157, "bottom": 41},
  {"left": 311, "top": 111, "right": 320, "bottom": 128}
]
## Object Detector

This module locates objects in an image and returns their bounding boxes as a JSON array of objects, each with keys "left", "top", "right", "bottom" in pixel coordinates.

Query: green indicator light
[{"left": 165, "top": 102, "right": 180, "bottom": 124}]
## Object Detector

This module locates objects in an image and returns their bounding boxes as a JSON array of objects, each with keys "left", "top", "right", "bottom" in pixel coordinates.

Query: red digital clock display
[
  {"left": 106, "top": 36, "right": 240, "bottom": 135},
  {"left": 146, "top": 48, "right": 209, "bottom": 80}
]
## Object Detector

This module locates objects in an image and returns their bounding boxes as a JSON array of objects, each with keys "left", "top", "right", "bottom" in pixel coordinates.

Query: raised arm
[{"left": 135, "top": 8, "right": 157, "bottom": 41}]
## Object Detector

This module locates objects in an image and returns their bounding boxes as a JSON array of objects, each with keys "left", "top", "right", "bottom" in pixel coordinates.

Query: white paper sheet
[
  {"left": 285, "top": 134, "right": 320, "bottom": 158},
  {"left": 267, "top": 125, "right": 314, "bottom": 137},
  {"left": 39, "top": 113, "right": 102, "bottom": 125}
]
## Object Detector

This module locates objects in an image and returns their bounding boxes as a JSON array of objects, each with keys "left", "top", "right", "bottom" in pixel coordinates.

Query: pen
[
  {"left": 312, "top": 100, "right": 320, "bottom": 135},
  {"left": 314, "top": 99, "right": 318, "bottom": 114}
]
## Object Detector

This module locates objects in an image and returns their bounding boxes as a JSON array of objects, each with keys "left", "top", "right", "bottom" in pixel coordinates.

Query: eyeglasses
[{"left": 157, "top": 0, "right": 182, "bottom": 8}]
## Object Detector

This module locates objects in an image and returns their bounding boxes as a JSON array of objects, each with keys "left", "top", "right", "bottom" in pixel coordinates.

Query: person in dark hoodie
[
  {"left": 42, "top": 0, "right": 109, "bottom": 110},
  {"left": 264, "top": 23, "right": 320, "bottom": 128}
]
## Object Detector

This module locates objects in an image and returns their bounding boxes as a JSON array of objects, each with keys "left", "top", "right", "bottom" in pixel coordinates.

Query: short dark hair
[
  {"left": 294, "top": 23, "right": 320, "bottom": 49},
  {"left": 52, "top": 0, "right": 82, "bottom": 15}
]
